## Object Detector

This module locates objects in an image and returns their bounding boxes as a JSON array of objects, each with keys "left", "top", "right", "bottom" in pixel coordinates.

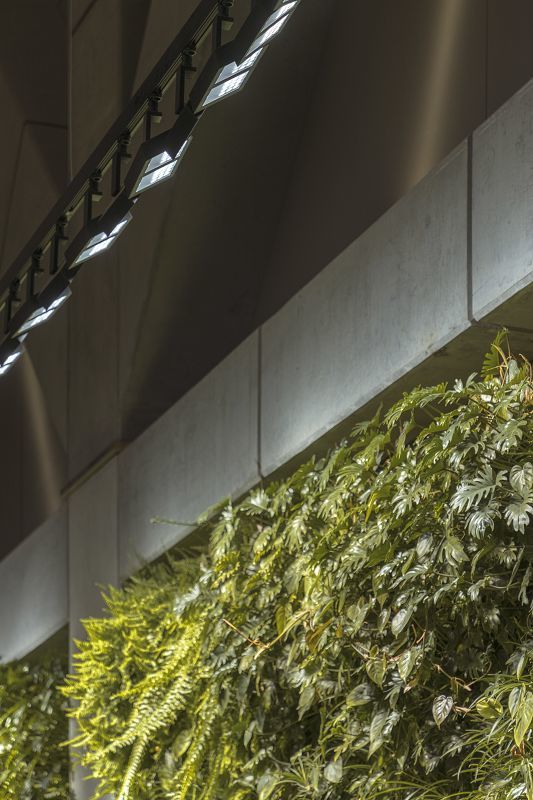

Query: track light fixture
[
  {"left": 192, "top": 0, "right": 299, "bottom": 110},
  {"left": 126, "top": 106, "right": 197, "bottom": 198},
  {"left": 0, "top": 339, "right": 24, "bottom": 376},
  {"left": 66, "top": 196, "right": 136, "bottom": 269},
  {"left": 14, "top": 272, "right": 72, "bottom": 338},
  {"left": 0, "top": 0, "right": 304, "bottom": 377}
]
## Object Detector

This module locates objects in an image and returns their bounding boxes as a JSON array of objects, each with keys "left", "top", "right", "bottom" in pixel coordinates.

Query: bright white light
[
  {"left": 261, "top": 2, "right": 297, "bottom": 32},
  {"left": 110, "top": 217, "right": 130, "bottom": 237},
  {"left": 136, "top": 160, "right": 177, "bottom": 193},
  {"left": 86, "top": 232, "right": 107, "bottom": 247},
  {"left": 74, "top": 237, "right": 114, "bottom": 265},
  {"left": 203, "top": 71, "right": 249, "bottom": 108},
  {"left": 203, "top": 3, "right": 298, "bottom": 110},
  {"left": 216, "top": 48, "right": 263, "bottom": 83},
  {"left": 145, "top": 151, "right": 172, "bottom": 172},
  {"left": 16, "top": 288, "right": 71, "bottom": 337},
  {"left": 176, "top": 139, "right": 189, "bottom": 159},
  {"left": 74, "top": 212, "right": 132, "bottom": 265},
  {"left": 248, "top": 15, "right": 289, "bottom": 53},
  {"left": 0, "top": 344, "right": 23, "bottom": 376},
  {"left": 134, "top": 138, "right": 191, "bottom": 195}
]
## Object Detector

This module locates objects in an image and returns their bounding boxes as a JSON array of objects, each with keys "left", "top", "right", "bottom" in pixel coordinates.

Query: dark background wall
[{"left": 0, "top": 0, "right": 533, "bottom": 559}]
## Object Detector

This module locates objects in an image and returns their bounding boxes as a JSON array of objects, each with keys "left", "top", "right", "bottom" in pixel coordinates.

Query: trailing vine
[
  {"left": 0, "top": 656, "right": 71, "bottom": 799},
  {"left": 65, "top": 335, "right": 533, "bottom": 800}
]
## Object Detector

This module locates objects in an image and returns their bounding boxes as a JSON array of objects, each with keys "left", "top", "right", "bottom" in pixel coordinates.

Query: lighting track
[{"left": 0, "top": 0, "right": 301, "bottom": 375}]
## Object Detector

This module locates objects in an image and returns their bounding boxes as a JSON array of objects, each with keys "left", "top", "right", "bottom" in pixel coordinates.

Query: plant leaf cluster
[
  {"left": 65, "top": 339, "right": 533, "bottom": 800},
  {"left": 0, "top": 656, "right": 71, "bottom": 799}
]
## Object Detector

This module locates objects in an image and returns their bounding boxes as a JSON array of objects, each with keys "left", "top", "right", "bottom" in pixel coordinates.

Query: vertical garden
[{"left": 1, "top": 338, "right": 532, "bottom": 799}]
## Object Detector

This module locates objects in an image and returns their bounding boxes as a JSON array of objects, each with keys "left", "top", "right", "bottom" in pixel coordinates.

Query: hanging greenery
[
  {"left": 65, "top": 335, "right": 533, "bottom": 800},
  {"left": 0, "top": 656, "right": 71, "bottom": 799}
]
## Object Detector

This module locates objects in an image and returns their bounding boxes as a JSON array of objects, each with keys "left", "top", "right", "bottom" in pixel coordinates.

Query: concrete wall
[
  {"left": 6, "top": 0, "right": 533, "bottom": 567},
  {"left": 2, "top": 69, "right": 533, "bottom": 793},
  {"left": 4, "top": 69, "right": 533, "bottom": 666},
  {"left": 0, "top": 510, "right": 67, "bottom": 663}
]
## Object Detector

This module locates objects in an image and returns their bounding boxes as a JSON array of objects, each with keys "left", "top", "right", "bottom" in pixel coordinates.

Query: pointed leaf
[{"left": 432, "top": 695, "right": 453, "bottom": 727}]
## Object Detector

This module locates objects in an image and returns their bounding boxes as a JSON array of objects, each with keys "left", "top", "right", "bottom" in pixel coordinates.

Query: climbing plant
[
  {"left": 65, "top": 334, "right": 533, "bottom": 800},
  {"left": 0, "top": 656, "right": 71, "bottom": 799}
]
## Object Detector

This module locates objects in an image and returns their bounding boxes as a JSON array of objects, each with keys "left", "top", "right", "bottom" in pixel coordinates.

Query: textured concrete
[
  {"left": 118, "top": 333, "right": 259, "bottom": 577},
  {"left": 472, "top": 78, "right": 533, "bottom": 321},
  {"left": 68, "top": 457, "right": 119, "bottom": 800},
  {"left": 68, "top": 457, "right": 119, "bottom": 644},
  {"left": 0, "top": 508, "right": 67, "bottom": 663},
  {"left": 260, "top": 143, "right": 469, "bottom": 474}
]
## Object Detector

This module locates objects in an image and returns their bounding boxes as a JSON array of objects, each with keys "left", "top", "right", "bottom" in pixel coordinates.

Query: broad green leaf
[
  {"left": 366, "top": 655, "right": 387, "bottom": 688},
  {"left": 346, "top": 684, "right": 372, "bottom": 707},
  {"left": 391, "top": 606, "right": 413, "bottom": 637},
  {"left": 476, "top": 697, "right": 503, "bottom": 720},
  {"left": 298, "top": 685, "right": 315, "bottom": 719},
  {"left": 397, "top": 648, "right": 417, "bottom": 682},
  {"left": 432, "top": 695, "right": 453, "bottom": 727},
  {"left": 369, "top": 710, "right": 388, "bottom": 756},
  {"left": 346, "top": 598, "right": 369, "bottom": 633},
  {"left": 514, "top": 692, "right": 533, "bottom": 747},
  {"left": 324, "top": 758, "right": 343, "bottom": 783}
]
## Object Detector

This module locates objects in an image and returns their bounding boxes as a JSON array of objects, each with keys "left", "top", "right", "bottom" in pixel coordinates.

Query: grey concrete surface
[
  {"left": 68, "top": 457, "right": 119, "bottom": 645},
  {"left": 6, "top": 0, "right": 533, "bottom": 565},
  {"left": 0, "top": 509, "right": 67, "bottom": 663},
  {"left": 472, "top": 78, "right": 533, "bottom": 321},
  {"left": 260, "top": 143, "right": 469, "bottom": 474},
  {"left": 118, "top": 333, "right": 260, "bottom": 577},
  {"left": 4, "top": 0, "right": 533, "bottom": 667}
]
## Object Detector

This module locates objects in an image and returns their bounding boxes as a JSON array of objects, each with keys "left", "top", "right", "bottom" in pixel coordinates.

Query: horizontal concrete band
[{"left": 2, "top": 78, "right": 533, "bottom": 663}]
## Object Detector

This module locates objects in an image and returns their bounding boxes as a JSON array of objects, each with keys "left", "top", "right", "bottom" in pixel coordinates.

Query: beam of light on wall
[
  {"left": 16, "top": 287, "right": 71, "bottom": 337},
  {"left": 202, "top": 0, "right": 299, "bottom": 108},
  {"left": 20, "top": 355, "right": 64, "bottom": 520},
  {"left": 404, "top": 0, "right": 466, "bottom": 188},
  {"left": 73, "top": 212, "right": 133, "bottom": 265}
]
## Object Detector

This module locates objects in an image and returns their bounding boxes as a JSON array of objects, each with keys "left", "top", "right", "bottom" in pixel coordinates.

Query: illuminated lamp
[
  {"left": 126, "top": 105, "right": 197, "bottom": 198},
  {"left": 191, "top": 0, "right": 299, "bottom": 110},
  {"left": 14, "top": 272, "right": 71, "bottom": 337},
  {"left": 66, "top": 196, "right": 135, "bottom": 270},
  {"left": 0, "top": 339, "right": 24, "bottom": 376}
]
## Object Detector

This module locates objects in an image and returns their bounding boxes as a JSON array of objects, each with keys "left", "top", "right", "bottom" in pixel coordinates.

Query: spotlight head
[
  {"left": 0, "top": 338, "right": 24, "bottom": 377},
  {"left": 14, "top": 272, "right": 71, "bottom": 338},
  {"left": 191, "top": 0, "right": 299, "bottom": 111},
  {"left": 66, "top": 196, "right": 135, "bottom": 270},
  {"left": 126, "top": 106, "right": 197, "bottom": 198}
]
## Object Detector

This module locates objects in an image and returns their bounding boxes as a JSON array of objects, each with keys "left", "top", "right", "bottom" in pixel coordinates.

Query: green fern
[
  {"left": 0, "top": 657, "right": 72, "bottom": 799},
  {"left": 65, "top": 336, "right": 533, "bottom": 800}
]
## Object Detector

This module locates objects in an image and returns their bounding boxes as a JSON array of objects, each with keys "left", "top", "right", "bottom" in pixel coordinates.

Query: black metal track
[
  {"left": 0, "top": 0, "right": 220, "bottom": 314},
  {"left": 0, "top": 0, "right": 293, "bottom": 354}
]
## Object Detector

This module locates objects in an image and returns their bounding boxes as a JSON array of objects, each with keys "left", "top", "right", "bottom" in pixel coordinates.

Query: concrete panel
[
  {"left": 68, "top": 458, "right": 118, "bottom": 800},
  {"left": 0, "top": 508, "right": 67, "bottom": 662},
  {"left": 260, "top": 143, "right": 469, "bottom": 474},
  {"left": 68, "top": 457, "right": 119, "bottom": 645},
  {"left": 119, "top": 333, "right": 259, "bottom": 577},
  {"left": 472, "top": 78, "right": 533, "bottom": 321}
]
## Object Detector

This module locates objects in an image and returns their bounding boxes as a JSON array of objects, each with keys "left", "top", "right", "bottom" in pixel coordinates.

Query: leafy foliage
[
  {"left": 65, "top": 342, "right": 533, "bottom": 800},
  {"left": 0, "top": 657, "right": 71, "bottom": 799}
]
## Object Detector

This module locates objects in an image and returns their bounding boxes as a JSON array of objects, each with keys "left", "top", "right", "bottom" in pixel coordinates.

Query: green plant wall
[
  {"left": 65, "top": 339, "right": 533, "bottom": 800},
  {"left": 0, "top": 656, "right": 71, "bottom": 799}
]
